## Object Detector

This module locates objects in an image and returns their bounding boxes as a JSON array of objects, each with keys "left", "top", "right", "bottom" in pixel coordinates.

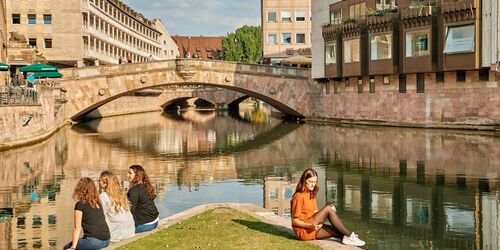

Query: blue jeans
[
  {"left": 63, "top": 236, "right": 110, "bottom": 250},
  {"left": 135, "top": 221, "right": 158, "bottom": 233}
]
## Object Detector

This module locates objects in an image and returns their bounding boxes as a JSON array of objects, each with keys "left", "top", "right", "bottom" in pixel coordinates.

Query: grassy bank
[{"left": 118, "top": 207, "right": 319, "bottom": 250}]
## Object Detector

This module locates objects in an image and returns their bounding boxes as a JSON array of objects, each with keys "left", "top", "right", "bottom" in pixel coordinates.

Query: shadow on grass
[{"left": 232, "top": 219, "right": 296, "bottom": 240}]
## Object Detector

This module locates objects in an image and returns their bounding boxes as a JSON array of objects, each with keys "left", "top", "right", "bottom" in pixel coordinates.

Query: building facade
[
  {"left": 153, "top": 19, "right": 179, "bottom": 60},
  {"left": 0, "top": 0, "right": 7, "bottom": 63},
  {"left": 261, "top": 0, "right": 312, "bottom": 65},
  {"left": 6, "top": 0, "right": 169, "bottom": 68},
  {"left": 314, "top": 0, "right": 500, "bottom": 82}
]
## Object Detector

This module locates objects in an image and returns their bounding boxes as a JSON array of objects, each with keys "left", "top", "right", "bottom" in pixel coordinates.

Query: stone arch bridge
[{"left": 58, "top": 59, "right": 311, "bottom": 121}]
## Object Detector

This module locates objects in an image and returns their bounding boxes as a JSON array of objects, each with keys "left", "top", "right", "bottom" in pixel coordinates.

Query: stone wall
[
  {"left": 0, "top": 86, "right": 68, "bottom": 148},
  {"left": 308, "top": 74, "right": 500, "bottom": 130},
  {"left": 86, "top": 95, "right": 163, "bottom": 119}
]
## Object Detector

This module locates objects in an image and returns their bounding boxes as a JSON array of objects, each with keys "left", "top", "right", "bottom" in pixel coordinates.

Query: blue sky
[{"left": 126, "top": 0, "right": 261, "bottom": 36}]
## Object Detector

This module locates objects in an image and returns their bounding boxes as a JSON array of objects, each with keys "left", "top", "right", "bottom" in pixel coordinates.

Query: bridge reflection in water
[{"left": 0, "top": 110, "right": 498, "bottom": 249}]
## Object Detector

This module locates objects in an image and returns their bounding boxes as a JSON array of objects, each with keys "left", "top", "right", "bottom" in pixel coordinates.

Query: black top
[
  {"left": 75, "top": 201, "right": 110, "bottom": 241},
  {"left": 127, "top": 184, "right": 159, "bottom": 226}
]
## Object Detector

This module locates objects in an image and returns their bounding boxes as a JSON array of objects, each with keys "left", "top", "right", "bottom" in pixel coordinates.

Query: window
[
  {"left": 376, "top": 0, "right": 395, "bottom": 10},
  {"left": 43, "top": 14, "right": 51, "bottom": 25},
  {"left": 330, "top": 10, "right": 341, "bottom": 24},
  {"left": 281, "top": 11, "right": 291, "bottom": 22},
  {"left": 399, "top": 74, "right": 406, "bottom": 93},
  {"left": 268, "top": 33, "right": 277, "bottom": 44},
  {"left": 296, "top": 33, "right": 306, "bottom": 44},
  {"left": 44, "top": 38, "right": 52, "bottom": 48},
  {"left": 436, "top": 72, "right": 444, "bottom": 82},
  {"left": 417, "top": 73, "right": 425, "bottom": 93},
  {"left": 406, "top": 30, "right": 430, "bottom": 57},
  {"left": 371, "top": 34, "right": 392, "bottom": 60},
  {"left": 28, "top": 14, "right": 36, "bottom": 24},
  {"left": 267, "top": 11, "right": 277, "bottom": 22},
  {"left": 456, "top": 70, "right": 466, "bottom": 82},
  {"left": 357, "top": 78, "right": 363, "bottom": 93},
  {"left": 349, "top": 3, "right": 366, "bottom": 19},
  {"left": 369, "top": 77, "right": 375, "bottom": 93},
  {"left": 479, "top": 69, "right": 489, "bottom": 81},
  {"left": 334, "top": 81, "right": 339, "bottom": 94},
  {"left": 295, "top": 11, "right": 306, "bottom": 22},
  {"left": 282, "top": 33, "right": 291, "bottom": 44},
  {"left": 344, "top": 39, "right": 360, "bottom": 63},
  {"left": 28, "top": 38, "right": 37, "bottom": 47},
  {"left": 444, "top": 25, "right": 474, "bottom": 54},
  {"left": 325, "top": 43, "right": 336, "bottom": 64},
  {"left": 12, "top": 14, "right": 20, "bottom": 24}
]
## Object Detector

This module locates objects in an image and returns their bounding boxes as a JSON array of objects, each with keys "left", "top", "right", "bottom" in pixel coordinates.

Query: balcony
[
  {"left": 322, "top": 24, "right": 340, "bottom": 42},
  {"left": 440, "top": 0, "right": 477, "bottom": 13},
  {"left": 84, "top": 48, "right": 118, "bottom": 65}
]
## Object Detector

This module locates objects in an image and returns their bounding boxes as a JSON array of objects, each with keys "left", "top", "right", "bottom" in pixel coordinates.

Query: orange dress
[{"left": 290, "top": 191, "right": 318, "bottom": 240}]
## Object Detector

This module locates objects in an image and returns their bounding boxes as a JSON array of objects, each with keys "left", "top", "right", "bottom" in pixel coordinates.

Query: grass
[{"left": 118, "top": 208, "right": 320, "bottom": 250}]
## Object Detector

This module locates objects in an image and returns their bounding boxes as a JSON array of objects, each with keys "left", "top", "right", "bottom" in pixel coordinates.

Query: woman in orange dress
[{"left": 290, "top": 168, "right": 365, "bottom": 246}]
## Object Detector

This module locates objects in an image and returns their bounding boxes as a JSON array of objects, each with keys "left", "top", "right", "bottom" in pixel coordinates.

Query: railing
[{"left": 0, "top": 85, "right": 39, "bottom": 106}]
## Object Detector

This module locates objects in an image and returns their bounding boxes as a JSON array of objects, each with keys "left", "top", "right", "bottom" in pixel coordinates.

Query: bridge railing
[{"left": 58, "top": 59, "right": 311, "bottom": 80}]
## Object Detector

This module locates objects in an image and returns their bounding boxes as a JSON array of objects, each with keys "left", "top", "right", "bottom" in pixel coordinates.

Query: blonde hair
[
  {"left": 100, "top": 171, "right": 130, "bottom": 212},
  {"left": 73, "top": 177, "right": 101, "bottom": 208}
]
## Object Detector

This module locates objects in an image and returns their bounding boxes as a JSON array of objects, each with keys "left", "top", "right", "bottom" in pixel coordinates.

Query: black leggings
[{"left": 313, "top": 205, "right": 351, "bottom": 239}]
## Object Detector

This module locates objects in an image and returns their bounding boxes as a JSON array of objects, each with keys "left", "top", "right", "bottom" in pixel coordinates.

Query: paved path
[{"left": 107, "top": 203, "right": 361, "bottom": 250}]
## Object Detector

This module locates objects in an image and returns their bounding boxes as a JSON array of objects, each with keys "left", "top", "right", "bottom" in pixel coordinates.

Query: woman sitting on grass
[
  {"left": 290, "top": 168, "right": 365, "bottom": 247},
  {"left": 64, "top": 177, "right": 110, "bottom": 250},
  {"left": 127, "top": 165, "right": 160, "bottom": 233},
  {"left": 99, "top": 170, "right": 135, "bottom": 242}
]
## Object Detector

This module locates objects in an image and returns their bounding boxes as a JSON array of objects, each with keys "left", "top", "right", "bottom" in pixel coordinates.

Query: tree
[{"left": 221, "top": 25, "right": 262, "bottom": 64}]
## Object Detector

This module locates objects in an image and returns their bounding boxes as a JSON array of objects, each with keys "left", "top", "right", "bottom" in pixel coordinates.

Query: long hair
[
  {"left": 100, "top": 170, "right": 130, "bottom": 212},
  {"left": 294, "top": 168, "right": 319, "bottom": 199},
  {"left": 129, "top": 165, "right": 156, "bottom": 200},
  {"left": 73, "top": 177, "right": 101, "bottom": 208}
]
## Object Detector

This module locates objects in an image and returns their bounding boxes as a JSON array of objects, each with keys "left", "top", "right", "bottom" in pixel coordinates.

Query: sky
[{"left": 126, "top": 0, "right": 261, "bottom": 36}]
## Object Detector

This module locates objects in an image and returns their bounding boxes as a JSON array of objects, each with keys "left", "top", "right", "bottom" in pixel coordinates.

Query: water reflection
[{"left": 0, "top": 109, "right": 498, "bottom": 249}]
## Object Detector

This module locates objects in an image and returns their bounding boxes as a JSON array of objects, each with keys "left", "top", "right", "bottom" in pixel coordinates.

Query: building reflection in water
[{"left": 0, "top": 109, "right": 498, "bottom": 249}]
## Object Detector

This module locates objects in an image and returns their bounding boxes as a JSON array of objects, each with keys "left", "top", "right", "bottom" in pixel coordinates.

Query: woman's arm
[
  {"left": 292, "top": 217, "right": 314, "bottom": 229},
  {"left": 128, "top": 187, "right": 139, "bottom": 213},
  {"left": 70, "top": 210, "right": 83, "bottom": 249}
]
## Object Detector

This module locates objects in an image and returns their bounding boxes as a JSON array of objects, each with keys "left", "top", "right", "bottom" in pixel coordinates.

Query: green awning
[
  {"left": 33, "top": 71, "right": 63, "bottom": 78},
  {"left": 19, "top": 63, "right": 58, "bottom": 72},
  {"left": 0, "top": 63, "right": 9, "bottom": 71}
]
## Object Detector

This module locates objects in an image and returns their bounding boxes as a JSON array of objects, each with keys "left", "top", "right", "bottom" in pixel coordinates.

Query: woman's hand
[
  {"left": 312, "top": 222, "right": 323, "bottom": 231},
  {"left": 329, "top": 204, "right": 337, "bottom": 212}
]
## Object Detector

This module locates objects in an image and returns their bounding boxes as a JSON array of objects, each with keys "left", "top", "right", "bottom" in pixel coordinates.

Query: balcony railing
[{"left": 0, "top": 85, "right": 38, "bottom": 106}]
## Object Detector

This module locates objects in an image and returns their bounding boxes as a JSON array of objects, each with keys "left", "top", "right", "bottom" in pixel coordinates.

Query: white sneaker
[{"left": 342, "top": 232, "right": 365, "bottom": 247}]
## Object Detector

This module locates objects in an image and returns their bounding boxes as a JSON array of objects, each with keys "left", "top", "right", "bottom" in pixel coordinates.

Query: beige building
[
  {"left": 261, "top": 0, "right": 312, "bottom": 65},
  {"left": 0, "top": 0, "right": 7, "bottom": 63},
  {"left": 5, "top": 0, "right": 169, "bottom": 68},
  {"left": 153, "top": 19, "right": 179, "bottom": 60}
]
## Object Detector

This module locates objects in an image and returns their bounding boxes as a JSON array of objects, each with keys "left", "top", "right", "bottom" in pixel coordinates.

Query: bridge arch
[{"left": 58, "top": 59, "right": 310, "bottom": 121}]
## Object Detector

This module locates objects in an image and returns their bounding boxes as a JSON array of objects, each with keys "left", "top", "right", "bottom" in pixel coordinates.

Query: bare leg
[{"left": 313, "top": 205, "right": 351, "bottom": 238}]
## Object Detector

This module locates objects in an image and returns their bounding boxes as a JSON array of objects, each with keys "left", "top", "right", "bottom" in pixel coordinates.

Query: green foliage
[
  {"left": 367, "top": 7, "right": 392, "bottom": 16},
  {"left": 118, "top": 208, "right": 319, "bottom": 250},
  {"left": 222, "top": 25, "right": 262, "bottom": 64}
]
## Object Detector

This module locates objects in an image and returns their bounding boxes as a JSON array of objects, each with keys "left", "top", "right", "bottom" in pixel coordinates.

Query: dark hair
[
  {"left": 129, "top": 165, "right": 156, "bottom": 200},
  {"left": 294, "top": 168, "right": 319, "bottom": 198}
]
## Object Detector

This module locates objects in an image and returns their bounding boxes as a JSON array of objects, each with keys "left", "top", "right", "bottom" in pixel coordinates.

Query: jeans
[
  {"left": 63, "top": 236, "right": 110, "bottom": 250},
  {"left": 135, "top": 221, "right": 158, "bottom": 233}
]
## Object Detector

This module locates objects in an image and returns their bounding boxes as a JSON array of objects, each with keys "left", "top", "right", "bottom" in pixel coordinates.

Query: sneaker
[{"left": 342, "top": 232, "right": 366, "bottom": 247}]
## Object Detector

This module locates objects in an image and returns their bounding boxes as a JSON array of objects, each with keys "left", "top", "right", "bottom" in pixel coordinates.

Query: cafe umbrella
[
  {"left": 0, "top": 63, "right": 9, "bottom": 71},
  {"left": 19, "top": 63, "right": 58, "bottom": 72}
]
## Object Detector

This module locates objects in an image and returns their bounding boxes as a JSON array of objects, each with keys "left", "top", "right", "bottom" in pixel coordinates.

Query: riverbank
[{"left": 108, "top": 203, "right": 360, "bottom": 250}]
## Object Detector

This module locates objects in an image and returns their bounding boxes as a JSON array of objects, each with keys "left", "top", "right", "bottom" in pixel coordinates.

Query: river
[{"left": 0, "top": 109, "right": 498, "bottom": 249}]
